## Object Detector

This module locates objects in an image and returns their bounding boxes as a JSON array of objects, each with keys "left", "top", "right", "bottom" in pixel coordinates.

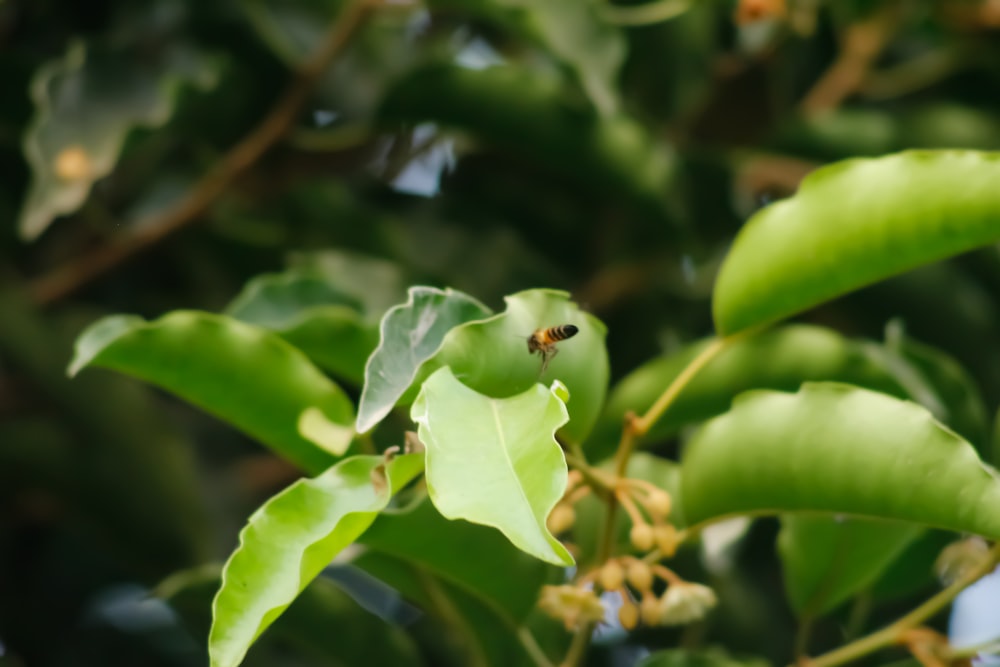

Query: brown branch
[
  {"left": 799, "top": 4, "right": 900, "bottom": 117},
  {"left": 28, "top": 0, "right": 378, "bottom": 306}
]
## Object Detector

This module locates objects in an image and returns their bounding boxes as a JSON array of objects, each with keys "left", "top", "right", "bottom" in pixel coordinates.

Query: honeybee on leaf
[{"left": 527, "top": 324, "right": 579, "bottom": 374}]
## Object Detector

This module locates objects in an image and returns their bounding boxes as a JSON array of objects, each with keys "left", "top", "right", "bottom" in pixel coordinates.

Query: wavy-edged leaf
[
  {"left": 419, "top": 288, "right": 608, "bottom": 445},
  {"left": 19, "top": 42, "right": 219, "bottom": 240},
  {"left": 595, "top": 325, "right": 905, "bottom": 453},
  {"left": 379, "top": 63, "right": 673, "bottom": 207},
  {"left": 357, "top": 286, "right": 492, "bottom": 432},
  {"left": 226, "top": 271, "right": 377, "bottom": 384},
  {"left": 160, "top": 565, "right": 423, "bottom": 667},
  {"left": 681, "top": 383, "right": 1000, "bottom": 537},
  {"left": 412, "top": 367, "right": 572, "bottom": 565},
  {"left": 69, "top": 311, "right": 354, "bottom": 474},
  {"left": 713, "top": 151, "right": 1000, "bottom": 335},
  {"left": 359, "top": 496, "right": 552, "bottom": 621},
  {"left": 777, "top": 516, "right": 922, "bottom": 617},
  {"left": 429, "top": 0, "right": 625, "bottom": 115},
  {"left": 209, "top": 453, "right": 424, "bottom": 667}
]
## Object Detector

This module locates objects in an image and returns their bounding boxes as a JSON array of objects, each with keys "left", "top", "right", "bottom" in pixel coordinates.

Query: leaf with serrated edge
[
  {"left": 413, "top": 367, "right": 573, "bottom": 565},
  {"left": 681, "top": 382, "right": 1000, "bottom": 538},
  {"left": 357, "top": 286, "right": 491, "bottom": 433},
  {"left": 69, "top": 311, "right": 353, "bottom": 474},
  {"left": 209, "top": 453, "right": 424, "bottom": 667}
]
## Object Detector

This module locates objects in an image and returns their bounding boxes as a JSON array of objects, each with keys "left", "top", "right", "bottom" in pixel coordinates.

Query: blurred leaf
[
  {"left": 417, "top": 288, "right": 609, "bottom": 445},
  {"left": 595, "top": 325, "right": 905, "bottom": 454},
  {"left": 210, "top": 453, "right": 424, "bottom": 667},
  {"left": 681, "top": 383, "right": 1000, "bottom": 537},
  {"left": 412, "top": 366, "right": 573, "bottom": 565},
  {"left": 573, "top": 452, "right": 683, "bottom": 564},
  {"left": 354, "top": 551, "right": 547, "bottom": 667},
  {"left": 356, "top": 286, "right": 492, "bottom": 433},
  {"left": 359, "top": 496, "right": 552, "bottom": 621},
  {"left": 637, "top": 648, "right": 770, "bottom": 667},
  {"left": 430, "top": 0, "right": 625, "bottom": 115},
  {"left": 226, "top": 270, "right": 378, "bottom": 384},
  {"left": 713, "top": 151, "right": 1000, "bottom": 335},
  {"left": 777, "top": 516, "right": 922, "bottom": 617},
  {"left": 869, "top": 530, "right": 952, "bottom": 602},
  {"left": 69, "top": 311, "right": 354, "bottom": 474},
  {"left": 290, "top": 249, "right": 409, "bottom": 323},
  {"left": 160, "top": 564, "right": 423, "bottom": 666},
  {"left": 379, "top": 63, "right": 673, "bottom": 208},
  {"left": 19, "top": 41, "right": 219, "bottom": 240}
]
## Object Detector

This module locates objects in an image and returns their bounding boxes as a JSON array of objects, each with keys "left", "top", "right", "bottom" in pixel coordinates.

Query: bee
[{"left": 527, "top": 324, "right": 579, "bottom": 373}]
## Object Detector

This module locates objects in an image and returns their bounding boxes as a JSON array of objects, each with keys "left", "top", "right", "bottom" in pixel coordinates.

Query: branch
[{"left": 28, "top": 0, "right": 378, "bottom": 306}]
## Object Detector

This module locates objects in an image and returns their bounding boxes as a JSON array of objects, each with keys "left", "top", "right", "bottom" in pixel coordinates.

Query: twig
[
  {"left": 799, "top": 4, "right": 900, "bottom": 116},
  {"left": 803, "top": 542, "right": 1000, "bottom": 667},
  {"left": 28, "top": 0, "right": 378, "bottom": 306}
]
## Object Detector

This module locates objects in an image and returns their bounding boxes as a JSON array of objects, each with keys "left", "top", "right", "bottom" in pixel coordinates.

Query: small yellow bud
[
  {"left": 598, "top": 560, "right": 625, "bottom": 591},
  {"left": 640, "top": 593, "right": 661, "bottom": 626},
  {"left": 654, "top": 524, "right": 679, "bottom": 556},
  {"left": 625, "top": 560, "right": 653, "bottom": 592},
  {"left": 538, "top": 585, "right": 605, "bottom": 630},
  {"left": 618, "top": 600, "right": 639, "bottom": 630},
  {"left": 645, "top": 489, "right": 672, "bottom": 518},
  {"left": 547, "top": 503, "right": 576, "bottom": 534},
  {"left": 566, "top": 469, "right": 584, "bottom": 488},
  {"left": 630, "top": 522, "right": 655, "bottom": 552}
]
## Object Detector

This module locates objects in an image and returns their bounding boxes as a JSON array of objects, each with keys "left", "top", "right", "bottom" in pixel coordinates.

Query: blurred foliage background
[{"left": 4, "top": 0, "right": 1000, "bottom": 665}]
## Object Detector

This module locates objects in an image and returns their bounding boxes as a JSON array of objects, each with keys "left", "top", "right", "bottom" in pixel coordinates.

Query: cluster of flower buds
[
  {"left": 616, "top": 478, "right": 679, "bottom": 557},
  {"left": 538, "top": 584, "right": 605, "bottom": 631},
  {"left": 599, "top": 557, "right": 717, "bottom": 629}
]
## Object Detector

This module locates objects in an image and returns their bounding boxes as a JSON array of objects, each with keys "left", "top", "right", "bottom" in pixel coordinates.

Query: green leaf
[
  {"left": 160, "top": 565, "right": 424, "bottom": 667},
  {"left": 777, "top": 516, "right": 922, "bottom": 617},
  {"left": 713, "top": 151, "right": 1000, "bottom": 335},
  {"left": 412, "top": 366, "right": 573, "bottom": 566},
  {"left": 19, "top": 42, "right": 219, "bottom": 240},
  {"left": 68, "top": 311, "right": 354, "bottom": 474},
  {"left": 209, "top": 453, "right": 424, "bottom": 667},
  {"left": 225, "top": 270, "right": 378, "bottom": 384},
  {"left": 595, "top": 325, "right": 905, "bottom": 453},
  {"left": 379, "top": 63, "right": 673, "bottom": 207},
  {"left": 421, "top": 288, "right": 608, "bottom": 445},
  {"left": 359, "top": 496, "right": 552, "bottom": 621},
  {"left": 681, "top": 382, "right": 1000, "bottom": 538},
  {"left": 289, "top": 249, "right": 408, "bottom": 323},
  {"left": 429, "top": 0, "right": 625, "bottom": 115},
  {"left": 357, "top": 286, "right": 492, "bottom": 432}
]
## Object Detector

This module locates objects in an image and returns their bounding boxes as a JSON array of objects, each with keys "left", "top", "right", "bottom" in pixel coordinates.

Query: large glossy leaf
[
  {"left": 777, "top": 516, "right": 923, "bottom": 617},
  {"left": 681, "top": 383, "right": 1000, "bottom": 537},
  {"left": 713, "top": 151, "right": 1000, "bottom": 335},
  {"left": 429, "top": 0, "right": 625, "bottom": 115},
  {"left": 359, "top": 497, "right": 552, "bottom": 621},
  {"left": 225, "top": 270, "right": 377, "bottom": 384},
  {"left": 356, "top": 286, "right": 492, "bottom": 433},
  {"left": 420, "top": 288, "right": 608, "bottom": 445},
  {"left": 19, "top": 42, "right": 219, "bottom": 240},
  {"left": 412, "top": 367, "right": 573, "bottom": 565},
  {"left": 209, "top": 453, "right": 424, "bottom": 667},
  {"left": 379, "top": 63, "right": 673, "bottom": 207},
  {"left": 595, "top": 325, "right": 905, "bottom": 452},
  {"left": 69, "top": 311, "right": 354, "bottom": 474}
]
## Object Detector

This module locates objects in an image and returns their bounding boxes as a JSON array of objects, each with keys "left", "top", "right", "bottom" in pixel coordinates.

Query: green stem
[{"left": 804, "top": 543, "right": 1000, "bottom": 667}]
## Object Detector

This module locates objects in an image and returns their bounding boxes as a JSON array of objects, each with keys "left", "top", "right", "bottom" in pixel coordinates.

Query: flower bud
[
  {"left": 645, "top": 489, "right": 672, "bottom": 518},
  {"left": 640, "top": 593, "right": 661, "bottom": 626},
  {"left": 654, "top": 524, "right": 679, "bottom": 557},
  {"left": 659, "top": 582, "right": 717, "bottom": 626},
  {"left": 625, "top": 560, "right": 653, "bottom": 592},
  {"left": 598, "top": 560, "right": 625, "bottom": 591},
  {"left": 547, "top": 503, "right": 576, "bottom": 534},
  {"left": 618, "top": 600, "right": 639, "bottom": 630},
  {"left": 630, "top": 523, "right": 654, "bottom": 552}
]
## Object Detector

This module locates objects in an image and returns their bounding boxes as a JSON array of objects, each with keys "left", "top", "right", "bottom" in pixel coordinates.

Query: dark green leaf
[{"left": 69, "top": 311, "right": 354, "bottom": 474}]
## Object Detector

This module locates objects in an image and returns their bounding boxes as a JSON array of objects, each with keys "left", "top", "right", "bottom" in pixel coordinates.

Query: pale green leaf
[
  {"left": 209, "top": 453, "right": 424, "bottom": 667},
  {"left": 412, "top": 367, "right": 573, "bottom": 565}
]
